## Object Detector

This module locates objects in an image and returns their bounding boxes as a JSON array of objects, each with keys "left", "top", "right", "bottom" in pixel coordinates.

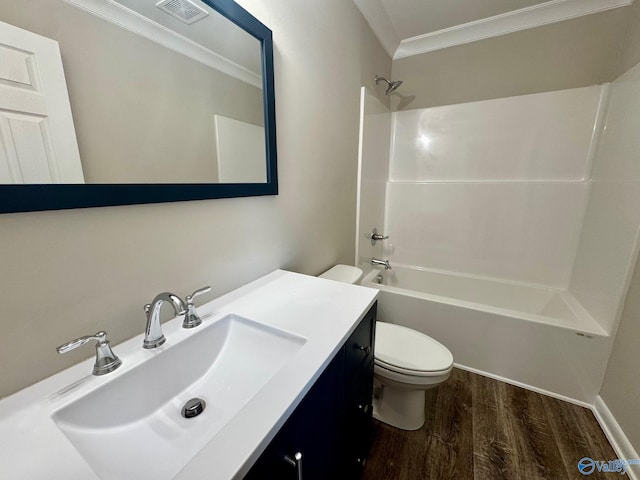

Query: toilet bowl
[
  {"left": 319, "top": 265, "right": 454, "bottom": 431},
  {"left": 373, "top": 321, "right": 453, "bottom": 430}
]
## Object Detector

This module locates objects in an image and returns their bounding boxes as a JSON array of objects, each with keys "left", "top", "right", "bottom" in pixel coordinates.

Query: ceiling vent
[{"left": 156, "top": 0, "right": 209, "bottom": 25}]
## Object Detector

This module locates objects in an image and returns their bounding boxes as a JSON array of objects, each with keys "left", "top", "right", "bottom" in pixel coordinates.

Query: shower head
[{"left": 374, "top": 75, "right": 403, "bottom": 95}]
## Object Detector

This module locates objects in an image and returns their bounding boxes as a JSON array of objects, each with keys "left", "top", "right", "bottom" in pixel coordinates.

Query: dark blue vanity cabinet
[{"left": 244, "top": 302, "right": 376, "bottom": 479}]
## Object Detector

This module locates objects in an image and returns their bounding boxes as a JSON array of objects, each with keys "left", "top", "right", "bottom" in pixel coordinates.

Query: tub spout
[{"left": 371, "top": 258, "right": 392, "bottom": 270}]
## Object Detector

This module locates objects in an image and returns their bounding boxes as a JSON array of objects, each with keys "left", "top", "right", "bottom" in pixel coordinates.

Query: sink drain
[{"left": 181, "top": 398, "right": 206, "bottom": 418}]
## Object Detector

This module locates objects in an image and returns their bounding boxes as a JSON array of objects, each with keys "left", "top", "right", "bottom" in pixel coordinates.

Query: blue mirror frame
[{"left": 0, "top": 0, "right": 277, "bottom": 214}]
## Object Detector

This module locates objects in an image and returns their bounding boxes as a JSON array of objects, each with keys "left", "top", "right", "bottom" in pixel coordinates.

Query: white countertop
[{"left": 0, "top": 270, "right": 378, "bottom": 480}]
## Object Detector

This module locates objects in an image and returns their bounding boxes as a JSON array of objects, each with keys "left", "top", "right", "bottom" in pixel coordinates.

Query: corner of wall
[{"left": 593, "top": 396, "right": 640, "bottom": 480}]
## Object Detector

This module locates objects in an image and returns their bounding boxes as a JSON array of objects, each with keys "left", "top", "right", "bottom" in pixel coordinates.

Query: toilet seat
[
  {"left": 374, "top": 362, "right": 451, "bottom": 389},
  {"left": 375, "top": 358, "right": 452, "bottom": 377},
  {"left": 375, "top": 321, "right": 453, "bottom": 376}
]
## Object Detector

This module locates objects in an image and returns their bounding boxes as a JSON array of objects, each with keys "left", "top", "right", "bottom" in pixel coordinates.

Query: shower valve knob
[{"left": 369, "top": 228, "right": 389, "bottom": 246}]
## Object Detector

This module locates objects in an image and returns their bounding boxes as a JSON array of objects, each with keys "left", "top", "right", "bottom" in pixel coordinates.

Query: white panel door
[{"left": 0, "top": 20, "right": 84, "bottom": 184}]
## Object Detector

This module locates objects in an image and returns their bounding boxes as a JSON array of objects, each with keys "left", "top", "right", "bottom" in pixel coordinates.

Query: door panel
[{"left": 0, "top": 21, "right": 83, "bottom": 184}]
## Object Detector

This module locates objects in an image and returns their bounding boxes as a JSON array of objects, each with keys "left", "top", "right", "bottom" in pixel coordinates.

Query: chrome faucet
[
  {"left": 371, "top": 258, "right": 392, "bottom": 270},
  {"left": 183, "top": 286, "right": 212, "bottom": 329},
  {"left": 368, "top": 227, "right": 389, "bottom": 246},
  {"left": 56, "top": 331, "right": 122, "bottom": 376},
  {"left": 143, "top": 292, "right": 187, "bottom": 349}
]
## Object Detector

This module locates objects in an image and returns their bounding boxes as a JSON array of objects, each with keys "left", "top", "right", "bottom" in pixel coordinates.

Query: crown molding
[
  {"left": 394, "top": 0, "right": 632, "bottom": 60},
  {"left": 352, "top": 0, "right": 400, "bottom": 58},
  {"left": 64, "top": 0, "right": 262, "bottom": 89}
]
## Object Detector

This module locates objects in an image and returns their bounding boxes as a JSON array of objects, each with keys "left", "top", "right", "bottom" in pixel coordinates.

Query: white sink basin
[{"left": 52, "top": 314, "right": 306, "bottom": 480}]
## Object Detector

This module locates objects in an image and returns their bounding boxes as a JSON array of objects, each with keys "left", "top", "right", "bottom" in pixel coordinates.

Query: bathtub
[{"left": 361, "top": 265, "right": 613, "bottom": 405}]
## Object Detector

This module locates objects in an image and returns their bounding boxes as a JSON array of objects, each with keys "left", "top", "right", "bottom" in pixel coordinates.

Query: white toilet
[{"left": 319, "top": 264, "right": 454, "bottom": 431}]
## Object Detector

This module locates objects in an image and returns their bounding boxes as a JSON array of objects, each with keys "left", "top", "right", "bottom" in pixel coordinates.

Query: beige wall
[
  {"left": 0, "top": 0, "right": 391, "bottom": 398},
  {"left": 598, "top": 0, "right": 640, "bottom": 456},
  {"left": 0, "top": 0, "right": 264, "bottom": 183},
  {"left": 391, "top": 9, "right": 629, "bottom": 110},
  {"left": 601, "top": 258, "right": 640, "bottom": 453}
]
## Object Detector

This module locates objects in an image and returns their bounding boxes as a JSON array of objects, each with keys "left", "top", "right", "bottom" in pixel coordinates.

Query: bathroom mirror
[{"left": 0, "top": 0, "right": 277, "bottom": 213}]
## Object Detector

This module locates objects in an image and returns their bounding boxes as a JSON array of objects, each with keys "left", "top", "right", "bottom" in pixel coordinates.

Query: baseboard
[
  {"left": 453, "top": 362, "right": 593, "bottom": 408},
  {"left": 593, "top": 396, "right": 640, "bottom": 480}
]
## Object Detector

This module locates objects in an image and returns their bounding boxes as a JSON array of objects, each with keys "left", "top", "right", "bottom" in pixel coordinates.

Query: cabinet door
[
  {"left": 344, "top": 307, "right": 375, "bottom": 381},
  {"left": 242, "top": 420, "right": 295, "bottom": 479},
  {"left": 243, "top": 352, "right": 344, "bottom": 480},
  {"left": 244, "top": 303, "right": 377, "bottom": 480},
  {"left": 343, "top": 357, "right": 374, "bottom": 475},
  {"left": 342, "top": 304, "right": 376, "bottom": 475},
  {"left": 285, "top": 351, "right": 345, "bottom": 480}
]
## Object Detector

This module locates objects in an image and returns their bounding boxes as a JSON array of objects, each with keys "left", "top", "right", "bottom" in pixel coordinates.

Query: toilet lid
[{"left": 375, "top": 322, "right": 453, "bottom": 374}]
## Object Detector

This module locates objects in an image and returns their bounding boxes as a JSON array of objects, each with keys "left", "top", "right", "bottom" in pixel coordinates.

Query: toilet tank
[{"left": 319, "top": 265, "right": 363, "bottom": 284}]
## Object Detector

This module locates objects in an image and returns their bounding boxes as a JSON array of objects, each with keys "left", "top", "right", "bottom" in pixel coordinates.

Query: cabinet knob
[
  {"left": 284, "top": 452, "right": 303, "bottom": 480},
  {"left": 358, "top": 344, "right": 371, "bottom": 355},
  {"left": 358, "top": 403, "right": 371, "bottom": 415}
]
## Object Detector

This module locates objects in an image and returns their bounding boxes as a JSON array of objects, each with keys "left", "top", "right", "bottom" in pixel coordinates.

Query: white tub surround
[
  {"left": 385, "top": 85, "right": 608, "bottom": 289},
  {"left": 381, "top": 81, "right": 640, "bottom": 338},
  {"left": 362, "top": 266, "right": 611, "bottom": 405},
  {"left": 389, "top": 86, "right": 606, "bottom": 183},
  {"left": 0, "top": 270, "right": 378, "bottom": 480},
  {"left": 570, "top": 61, "right": 640, "bottom": 334},
  {"left": 592, "top": 61, "right": 640, "bottom": 478},
  {"left": 385, "top": 181, "right": 588, "bottom": 287},
  {"left": 355, "top": 87, "right": 391, "bottom": 273}
]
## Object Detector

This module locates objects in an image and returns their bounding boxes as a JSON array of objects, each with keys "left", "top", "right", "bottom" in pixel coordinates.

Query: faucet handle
[
  {"left": 56, "top": 331, "right": 122, "bottom": 376},
  {"left": 186, "top": 286, "right": 212, "bottom": 304},
  {"left": 183, "top": 286, "right": 212, "bottom": 329},
  {"left": 369, "top": 227, "right": 389, "bottom": 246},
  {"left": 57, "top": 331, "right": 107, "bottom": 354}
]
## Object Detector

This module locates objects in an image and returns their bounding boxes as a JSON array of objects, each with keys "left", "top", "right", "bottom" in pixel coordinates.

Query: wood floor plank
[
  {"left": 472, "top": 373, "right": 522, "bottom": 480},
  {"left": 362, "top": 369, "right": 625, "bottom": 480},
  {"left": 427, "top": 368, "right": 474, "bottom": 480},
  {"left": 499, "top": 381, "right": 569, "bottom": 479},
  {"left": 398, "top": 386, "right": 438, "bottom": 479},
  {"left": 363, "top": 385, "right": 439, "bottom": 479},
  {"left": 364, "top": 420, "right": 408, "bottom": 480},
  {"left": 542, "top": 395, "right": 623, "bottom": 480}
]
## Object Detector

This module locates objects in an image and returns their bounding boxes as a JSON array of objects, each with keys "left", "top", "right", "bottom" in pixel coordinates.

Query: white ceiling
[
  {"left": 353, "top": 0, "right": 633, "bottom": 59},
  {"left": 380, "top": 0, "right": 550, "bottom": 38}
]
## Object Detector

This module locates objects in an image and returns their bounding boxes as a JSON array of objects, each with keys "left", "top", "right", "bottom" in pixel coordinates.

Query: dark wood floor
[{"left": 362, "top": 368, "right": 623, "bottom": 480}]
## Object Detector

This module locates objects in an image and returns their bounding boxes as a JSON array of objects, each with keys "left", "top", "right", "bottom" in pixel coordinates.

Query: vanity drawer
[{"left": 344, "top": 304, "right": 376, "bottom": 382}]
